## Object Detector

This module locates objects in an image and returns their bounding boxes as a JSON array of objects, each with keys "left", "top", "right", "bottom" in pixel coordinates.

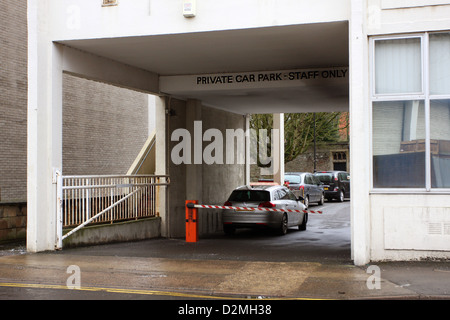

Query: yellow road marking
[{"left": 0, "top": 282, "right": 328, "bottom": 300}]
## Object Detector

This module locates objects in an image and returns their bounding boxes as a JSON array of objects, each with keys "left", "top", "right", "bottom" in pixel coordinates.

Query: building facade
[
  {"left": 0, "top": 0, "right": 149, "bottom": 242},
  {"left": 24, "top": 0, "right": 450, "bottom": 265}
]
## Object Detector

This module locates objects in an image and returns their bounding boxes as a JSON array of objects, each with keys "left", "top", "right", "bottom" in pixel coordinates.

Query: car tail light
[
  {"left": 334, "top": 177, "right": 338, "bottom": 181},
  {"left": 258, "top": 201, "right": 276, "bottom": 208},
  {"left": 224, "top": 201, "right": 232, "bottom": 206},
  {"left": 298, "top": 185, "right": 305, "bottom": 196}
]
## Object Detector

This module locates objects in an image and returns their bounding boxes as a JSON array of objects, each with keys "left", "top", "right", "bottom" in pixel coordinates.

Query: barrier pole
[{"left": 185, "top": 200, "right": 198, "bottom": 243}]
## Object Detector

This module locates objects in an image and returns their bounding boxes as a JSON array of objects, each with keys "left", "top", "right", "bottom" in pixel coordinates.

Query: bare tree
[{"left": 250, "top": 112, "right": 347, "bottom": 164}]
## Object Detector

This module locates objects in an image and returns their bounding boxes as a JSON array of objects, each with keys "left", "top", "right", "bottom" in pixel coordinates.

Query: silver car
[{"left": 222, "top": 185, "right": 307, "bottom": 235}]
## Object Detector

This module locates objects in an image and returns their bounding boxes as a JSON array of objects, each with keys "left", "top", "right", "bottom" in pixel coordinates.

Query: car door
[
  {"left": 312, "top": 175, "right": 323, "bottom": 202},
  {"left": 285, "top": 188, "right": 302, "bottom": 225},
  {"left": 306, "top": 173, "right": 319, "bottom": 202},
  {"left": 341, "top": 172, "right": 351, "bottom": 198},
  {"left": 303, "top": 174, "right": 312, "bottom": 201},
  {"left": 277, "top": 188, "right": 296, "bottom": 226}
]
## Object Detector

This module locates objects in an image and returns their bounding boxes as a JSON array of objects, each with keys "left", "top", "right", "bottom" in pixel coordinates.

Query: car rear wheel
[
  {"left": 338, "top": 190, "right": 344, "bottom": 202},
  {"left": 304, "top": 196, "right": 309, "bottom": 209},
  {"left": 279, "top": 214, "right": 288, "bottom": 235}
]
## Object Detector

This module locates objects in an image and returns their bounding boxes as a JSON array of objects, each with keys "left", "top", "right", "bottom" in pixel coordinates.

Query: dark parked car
[
  {"left": 314, "top": 171, "right": 350, "bottom": 202},
  {"left": 284, "top": 172, "right": 324, "bottom": 208}
]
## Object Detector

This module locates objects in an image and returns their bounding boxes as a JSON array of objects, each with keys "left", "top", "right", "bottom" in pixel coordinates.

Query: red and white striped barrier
[{"left": 186, "top": 203, "right": 322, "bottom": 214}]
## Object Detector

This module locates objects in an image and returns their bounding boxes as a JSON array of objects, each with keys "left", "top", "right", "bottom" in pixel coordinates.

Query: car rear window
[
  {"left": 284, "top": 175, "right": 301, "bottom": 184},
  {"left": 228, "top": 190, "right": 270, "bottom": 202},
  {"left": 315, "top": 173, "right": 333, "bottom": 183}
]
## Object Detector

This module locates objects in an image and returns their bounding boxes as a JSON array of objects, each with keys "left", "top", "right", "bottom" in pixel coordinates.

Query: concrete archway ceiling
[{"left": 61, "top": 21, "right": 349, "bottom": 114}]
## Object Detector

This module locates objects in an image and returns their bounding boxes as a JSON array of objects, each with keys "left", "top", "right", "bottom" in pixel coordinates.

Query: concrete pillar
[
  {"left": 245, "top": 114, "right": 251, "bottom": 185},
  {"left": 27, "top": 1, "right": 63, "bottom": 252},
  {"left": 349, "top": 0, "right": 371, "bottom": 265},
  {"left": 273, "top": 113, "right": 285, "bottom": 185},
  {"left": 148, "top": 95, "right": 157, "bottom": 136},
  {"left": 155, "top": 96, "right": 168, "bottom": 236},
  {"left": 185, "top": 99, "right": 203, "bottom": 203}
]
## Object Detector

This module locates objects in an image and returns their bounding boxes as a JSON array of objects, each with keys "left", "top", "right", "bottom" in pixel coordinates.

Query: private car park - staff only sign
[
  {"left": 196, "top": 68, "right": 348, "bottom": 85},
  {"left": 159, "top": 67, "right": 349, "bottom": 94}
]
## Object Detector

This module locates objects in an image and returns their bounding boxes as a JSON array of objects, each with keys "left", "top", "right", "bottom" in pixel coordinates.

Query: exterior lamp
[{"left": 183, "top": 0, "right": 196, "bottom": 18}]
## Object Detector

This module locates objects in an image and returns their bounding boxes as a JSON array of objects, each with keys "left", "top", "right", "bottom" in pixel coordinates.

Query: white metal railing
[{"left": 56, "top": 174, "right": 169, "bottom": 248}]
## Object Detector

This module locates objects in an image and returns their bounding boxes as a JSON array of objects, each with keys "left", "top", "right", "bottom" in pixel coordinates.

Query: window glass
[
  {"left": 312, "top": 176, "right": 321, "bottom": 185},
  {"left": 372, "top": 100, "right": 426, "bottom": 188},
  {"left": 430, "top": 33, "right": 450, "bottom": 95},
  {"left": 430, "top": 99, "right": 450, "bottom": 188},
  {"left": 228, "top": 190, "right": 270, "bottom": 202},
  {"left": 315, "top": 173, "right": 333, "bottom": 183},
  {"left": 280, "top": 188, "right": 292, "bottom": 200},
  {"left": 284, "top": 174, "right": 301, "bottom": 184},
  {"left": 304, "top": 175, "right": 312, "bottom": 184},
  {"left": 273, "top": 191, "right": 280, "bottom": 201},
  {"left": 374, "top": 38, "right": 422, "bottom": 94},
  {"left": 286, "top": 189, "right": 297, "bottom": 201}
]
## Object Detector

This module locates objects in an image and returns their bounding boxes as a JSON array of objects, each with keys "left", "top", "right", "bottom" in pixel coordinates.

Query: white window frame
[{"left": 370, "top": 32, "right": 450, "bottom": 194}]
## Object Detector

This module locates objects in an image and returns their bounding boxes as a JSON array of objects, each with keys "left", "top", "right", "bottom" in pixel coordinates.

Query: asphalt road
[
  {"left": 0, "top": 201, "right": 352, "bottom": 301},
  {"left": 57, "top": 200, "right": 352, "bottom": 263},
  {"left": 1, "top": 201, "right": 449, "bottom": 302}
]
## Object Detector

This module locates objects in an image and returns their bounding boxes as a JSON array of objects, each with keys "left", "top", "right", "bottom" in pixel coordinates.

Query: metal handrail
[{"left": 56, "top": 174, "right": 169, "bottom": 249}]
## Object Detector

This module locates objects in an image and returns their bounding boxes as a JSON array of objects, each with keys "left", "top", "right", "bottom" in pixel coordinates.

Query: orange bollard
[{"left": 185, "top": 200, "right": 198, "bottom": 243}]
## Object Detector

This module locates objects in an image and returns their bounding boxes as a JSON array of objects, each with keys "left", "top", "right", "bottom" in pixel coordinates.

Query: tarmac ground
[{"left": 1, "top": 201, "right": 449, "bottom": 301}]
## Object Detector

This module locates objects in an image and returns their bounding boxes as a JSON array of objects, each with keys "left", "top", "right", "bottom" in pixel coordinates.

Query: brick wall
[
  {"left": 63, "top": 74, "right": 149, "bottom": 175},
  {"left": 0, "top": 0, "right": 28, "bottom": 202},
  {"left": 0, "top": 203, "right": 27, "bottom": 242},
  {"left": 251, "top": 142, "right": 349, "bottom": 181}
]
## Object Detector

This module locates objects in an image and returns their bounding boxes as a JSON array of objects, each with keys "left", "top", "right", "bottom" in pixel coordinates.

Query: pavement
[{"left": 0, "top": 236, "right": 449, "bottom": 300}]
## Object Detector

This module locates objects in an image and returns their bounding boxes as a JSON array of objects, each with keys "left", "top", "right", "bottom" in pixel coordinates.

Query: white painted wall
[
  {"left": 349, "top": 0, "right": 371, "bottom": 265},
  {"left": 370, "top": 194, "right": 450, "bottom": 261},
  {"left": 27, "top": 0, "right": 63, "bottom": 252},
  {"left": 28, "top": 0, "right": 450, "bottom": 263},
  {"left": 50, "top": 0, "right": 350, "bottom": 41},
  {"left": 366, "top": 1, "right": 450, "bottom": 262},
  {"left": 367, "top": 0, "right": 450, "bottom": 35}
]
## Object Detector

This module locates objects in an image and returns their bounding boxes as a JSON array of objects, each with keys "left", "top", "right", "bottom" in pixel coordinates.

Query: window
[
  {"left": 228, "top": 190, "right": 270, "bottom": 202},
  {"left": 305, "top": 174, "right": 313, "bottom": 185},
  {"left": 371, "top": 33, "right": 450, "bottom": 190},
  {"left": 374, "top": 37, "right": 422, "bottom": 94},
  {"left": 277, "top": 188, "right": 288, "bottom": 200},
  {"left": 315, "top": 173, "right": 333, "bottom": 183},
  {"left": 284, "top": 174, "right": 301, "bottom": 184},
  {"left": 286, "top": 189, "right": 297, "bottom": 201}
]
